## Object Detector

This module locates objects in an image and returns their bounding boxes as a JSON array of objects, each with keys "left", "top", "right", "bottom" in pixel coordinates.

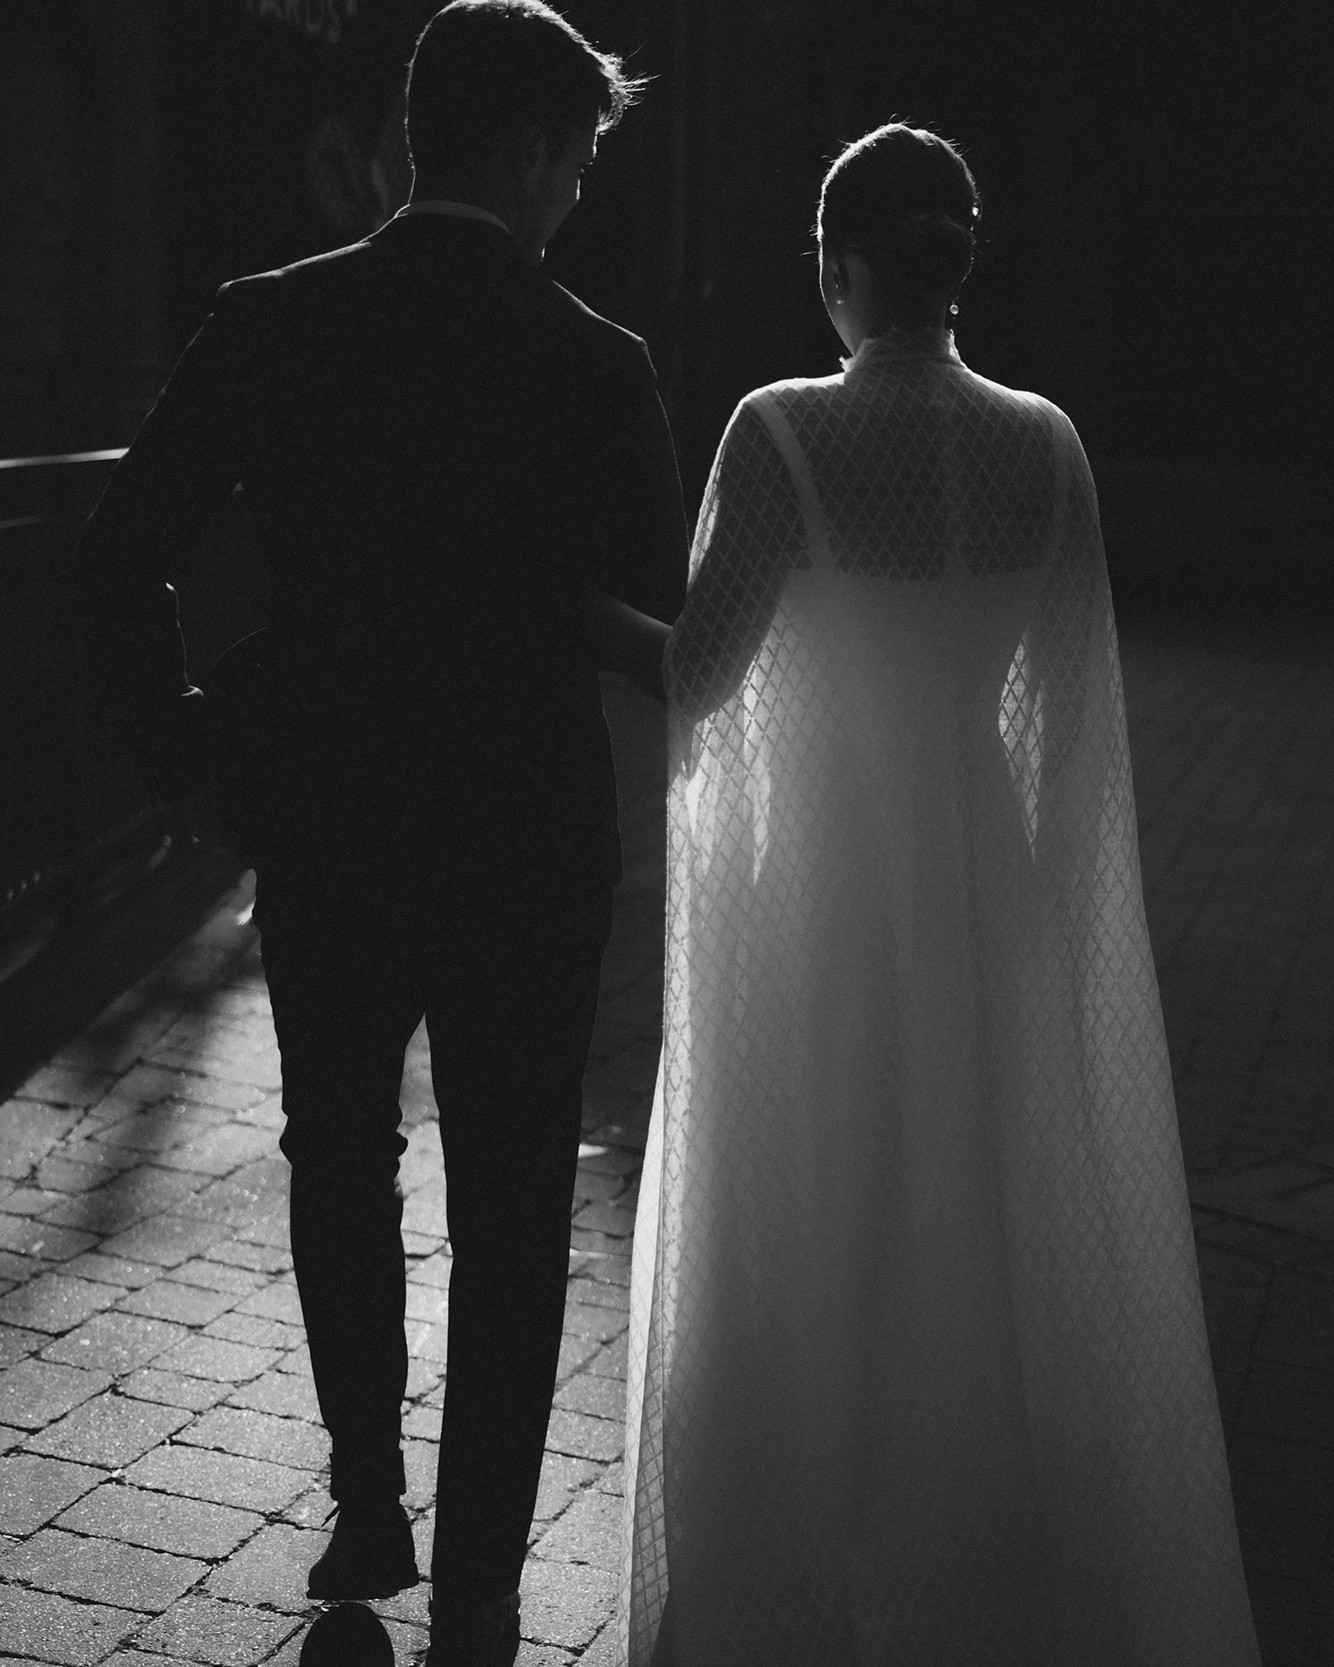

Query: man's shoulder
[
  {"left": 216, "top": 238, "right": 375, "bottom": 308},
  {"left": 540, "top": 280, "right": 652, "bottom": 376}
]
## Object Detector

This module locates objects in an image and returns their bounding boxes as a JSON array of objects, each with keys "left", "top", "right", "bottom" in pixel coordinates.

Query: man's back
[{"left": 80, "top": 211, "right": 688, "bottom": 871}]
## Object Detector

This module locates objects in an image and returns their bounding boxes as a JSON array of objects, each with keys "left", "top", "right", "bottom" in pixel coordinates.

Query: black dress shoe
[
  {"left": 306, "top": 1499, "right": 420, "bottom": 1601},
  {"left": 422, "top": 1591, "right": 521, "bottom": 1667}
]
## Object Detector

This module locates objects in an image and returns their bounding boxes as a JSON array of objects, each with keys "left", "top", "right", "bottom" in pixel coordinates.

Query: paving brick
[
  {"left": 403, "top": 1436, "right": 438, "bottom": 1510},
  {"left": 581, "top": 1253, "right": 632, "bottom": 1289},
  {"left": 204, "top": 1311, "right": 302, "bottom": 1351},
  {"left": 59, "top": 1252, "right": 159, "bottom": 1289},
  {"left": 203, "top": 1520, "right": 327, "bottom": 1612},
  {"left": 544, "top": 1410, "right": 622, "bottom": 1465},
  {"left": 403, "top": 1402, "right": 439, "bottom": 1440},
  {"left": 568, "top": 1229, "right": 629, "bottom": 1260},
  {"left": 204, "top": 1239, "right": 292, "bottom": 1274},
  {"left": 274, "top": 1341, "right": 311, "bottom": 1376},
  {"left": 0, "top": 1358, "right": 112, "bottom": 1428},
  {"left": 97, "top": 1063, "right": 267, "bottom": 1118},
  {"left": 1, "top": 1322, "right": 45, "bottom": 1368},
  {"left": 593, "top": 1460, "right": 623, "bottom": 1497},
  {"left": 232, "top": 1211, "right": 290, "bottom": 1250},
  {"left": 55, "top": 1138, "right": 144, "bottom": 1175},
  {"left": 532, "top": 1490, "right": 620, "bottom": 1572},
  {"left": 14, "top": 1065, "right": 119, "bottom": 1108},
  {"left": 39, "top": 1166, "right": 208, "bottom": 1235},
  {"left": 0, "top": 1525, "right": 206, "bottom": 1609},
  {"left": 280, "top": 1487, "right": 335, "bottom": 1529},
  {"left": 154, "top": 1332, "right": 280, "bottom": 1383},
  {"left": 586, "top": 1335, "right": 628, "bottom": 1381},
  {"left": 40, "top": 1310, "right": 189, "bottom": 1375},
  {"left": 405, "top": 1357, "right": 445, "bottom": 1401},
  {"left": 406, "top": 1318, "right": 450, "bottom": 1363},
  {"left": 406, "top": 1250, "right": 453, "bottom": 1289},
  {"left": 0, "top": 1248, "right": 47, "bottom": 1283},
  {"left": 25, "top": 1390, "right": 191, "bottom": 1467},
  {"left": 532, "top": 1453, "right": 599, "bottom": 1523},
  {"left": 0, "top": 1453, "right": 103, "bottom": 1534},
  {"left": 56, "top": 1481, "right": 264, "bottom": 1557},
  {"left": 0, "top": 1272, "right": 125, "bottom": 1334},
  {"left": 146, "top": 1026, "right": 284, "bottom": 1090},
  {"left": 405, "top": 1281, "right": 449, "bottom": 1325},
  {"left": 178, "top": 1405, "right": 327, "bottom": 1470},
  {"left": 553, "top": 1372, "right": 626, "bottom": 1422},
  {"left": 560, "top": 1303, "right": 627, "bottom": 1345},
  {"left": 174, "top": 1161, "right": 289, "bottom": 1233},
  {"left": 33, "top": 1154, "right": 122, "bottom": 1195},
  {"left": 225, "top": 1370, "right": 320, "bottom": 1422},
  {"left": 148, "top": 1122, "right": 278, "bottom": 1176},
  {"left": 518, "top": 1557, "right": 617, "bottom": 1651},
  {"left": 570, "top": 1202, "right": 636, "bottom": 1239},
  {"left": 0, "top": 1101, "right": 83, "bottom": 1181},
  {"left": 127, "top": 1593, "right": 299, "bottom": 1665},
  {"left": 576, "top": 1146, "right": 644, "bottom": 1178},
  {"left": 99, "top": 1213, "right": 229, "bottom": 1267},
  {"left": 565, "top": 1276, "right": 630, "bottom": 1313},
  {"left": 116, "top": 1276, "right": 237, "bottom": 1327},
  {"left": 1, "top": 1185, "right": 68, "bottom": 1216},
  {"left": 123, "top": 1443, "right": 310, "bottom": 1512},
  {"left": 574, "top": 1625, "right": 620, "bottom": 1667},
  {"left": 571, "top": 1168, "right": 630, "bottom": 1204},
  {"left": 119, "top": 1366, "right": 231, "bottom": 1413},
  {"left": 554, "top": 1335, "right": 600, "bottom": 1384},
  {"left": 0, "top": 1585, "right": 141, "bottom": 1665},
  {"left": 0, "top": 1214, "right": 97, "bottom": 1262},
  {"left": 166, "top": 1257, "right": 266, "bottom": 1295}
]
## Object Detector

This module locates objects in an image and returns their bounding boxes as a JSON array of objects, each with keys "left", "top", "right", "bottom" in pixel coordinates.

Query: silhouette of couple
[{"left": 78, "top": 4, "right": 1260, "bottom": 1664}]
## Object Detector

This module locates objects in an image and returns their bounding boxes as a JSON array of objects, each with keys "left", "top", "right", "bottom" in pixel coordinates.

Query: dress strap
[{"left": 751, "top": 390, "right": 836, "bottom": 572}]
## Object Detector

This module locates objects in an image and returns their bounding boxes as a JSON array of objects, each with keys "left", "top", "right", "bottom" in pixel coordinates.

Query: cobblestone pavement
[{"left": 2, "top": 627, "right": 1333, "bottom": 1666}]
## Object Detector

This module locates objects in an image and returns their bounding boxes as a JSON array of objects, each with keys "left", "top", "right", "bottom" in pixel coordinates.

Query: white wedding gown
[{"left": 619, "top": 328, "right": 1259, "bottom": 1666}]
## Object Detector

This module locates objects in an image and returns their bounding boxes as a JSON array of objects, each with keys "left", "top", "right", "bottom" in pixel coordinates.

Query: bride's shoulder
[
  {"left": 955, "top": 364, "right": 1078, "bottom": 435},
  {"left": 727, "top": 374, "right": 845, "bottom": 432}
]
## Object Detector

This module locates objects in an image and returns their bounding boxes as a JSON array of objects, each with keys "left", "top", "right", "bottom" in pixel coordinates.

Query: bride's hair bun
[
  {"left": 819, "top": 123, "right": 979, "bottom": 314},
  {"left": 887, "top": 209, "right": 975, "bottom": 294}
]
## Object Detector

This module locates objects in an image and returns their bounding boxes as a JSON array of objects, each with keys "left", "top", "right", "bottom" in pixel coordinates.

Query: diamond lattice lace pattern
[{"left": 619, "top": 341, "right": 1259, "bottom": 1666}]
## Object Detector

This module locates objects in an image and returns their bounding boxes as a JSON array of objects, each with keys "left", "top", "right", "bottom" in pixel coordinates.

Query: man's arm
[
  {"left": 75, "top": 279, "right": 267, "bottom": 799},
  {"left": 581, "top": 339, "right": 690, "bottom": 628},
  {"left": 581, "top": 593, "right": 672, "bottom": 703}
]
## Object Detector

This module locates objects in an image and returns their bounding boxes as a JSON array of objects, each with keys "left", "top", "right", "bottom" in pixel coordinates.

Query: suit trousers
[{"left": 254, "top": 852, "right": 613, "bottom": 1603}]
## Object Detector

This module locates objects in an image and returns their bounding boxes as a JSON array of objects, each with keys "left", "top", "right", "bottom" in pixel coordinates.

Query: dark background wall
[{"left": 2, "top": 0, "right": 1330, "bottom": 577}]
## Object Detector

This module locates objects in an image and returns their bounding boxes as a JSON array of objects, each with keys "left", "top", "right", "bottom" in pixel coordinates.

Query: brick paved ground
[{"left": 1, "top": 627, "right": 1333, "bottom": 1666}]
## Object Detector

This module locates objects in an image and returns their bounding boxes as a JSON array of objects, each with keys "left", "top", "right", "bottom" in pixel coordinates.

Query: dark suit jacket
[{"left": 76, "top": 214, "right": 689, "bottom": 884}]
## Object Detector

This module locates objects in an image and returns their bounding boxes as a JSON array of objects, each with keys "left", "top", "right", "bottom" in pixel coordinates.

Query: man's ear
[{"left": 512, "top": 125, "right": 551, "bottom": 185}]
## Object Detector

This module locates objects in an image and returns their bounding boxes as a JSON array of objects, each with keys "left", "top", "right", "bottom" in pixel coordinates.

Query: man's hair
[{"left": 406, "top": 1, "right": 645, "bottom": 181}]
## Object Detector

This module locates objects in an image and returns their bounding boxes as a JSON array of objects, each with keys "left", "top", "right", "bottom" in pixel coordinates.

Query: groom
[{"left": 75, "top": 4, "right": 687, "bottom": 1663}]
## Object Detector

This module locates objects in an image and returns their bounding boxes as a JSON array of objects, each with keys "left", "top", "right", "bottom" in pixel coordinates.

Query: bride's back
[{"left": 765, "top": 335, "right": 1067, "bottom": 585}]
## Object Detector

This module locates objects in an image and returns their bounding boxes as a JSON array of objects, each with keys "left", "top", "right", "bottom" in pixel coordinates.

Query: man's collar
[{"left": 393, "top": 200, "right": 513, "bottom": 238}]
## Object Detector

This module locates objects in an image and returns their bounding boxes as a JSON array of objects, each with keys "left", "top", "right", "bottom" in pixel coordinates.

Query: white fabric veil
[{"left": 619, "top": 328, "right": 1258, "bottom": 1666}]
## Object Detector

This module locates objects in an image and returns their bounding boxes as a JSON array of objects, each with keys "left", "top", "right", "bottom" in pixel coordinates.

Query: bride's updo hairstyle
[{"left": 818, "top": 123, "right": 979, "bottom": 326}]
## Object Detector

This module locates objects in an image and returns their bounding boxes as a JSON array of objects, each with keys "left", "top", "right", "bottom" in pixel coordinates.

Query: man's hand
[{"left": 581, "top": 592, "right": 672, "bottom": 703}]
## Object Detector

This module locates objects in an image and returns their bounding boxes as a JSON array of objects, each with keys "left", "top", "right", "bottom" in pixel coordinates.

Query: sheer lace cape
[{"left": 619, "top": 327, "right": 1258, "bottom": 1666}]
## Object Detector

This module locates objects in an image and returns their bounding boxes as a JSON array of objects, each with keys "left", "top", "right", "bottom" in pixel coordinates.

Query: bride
[{"left": 615, "top": 123, "right": 1259, "bottom": 1665}]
